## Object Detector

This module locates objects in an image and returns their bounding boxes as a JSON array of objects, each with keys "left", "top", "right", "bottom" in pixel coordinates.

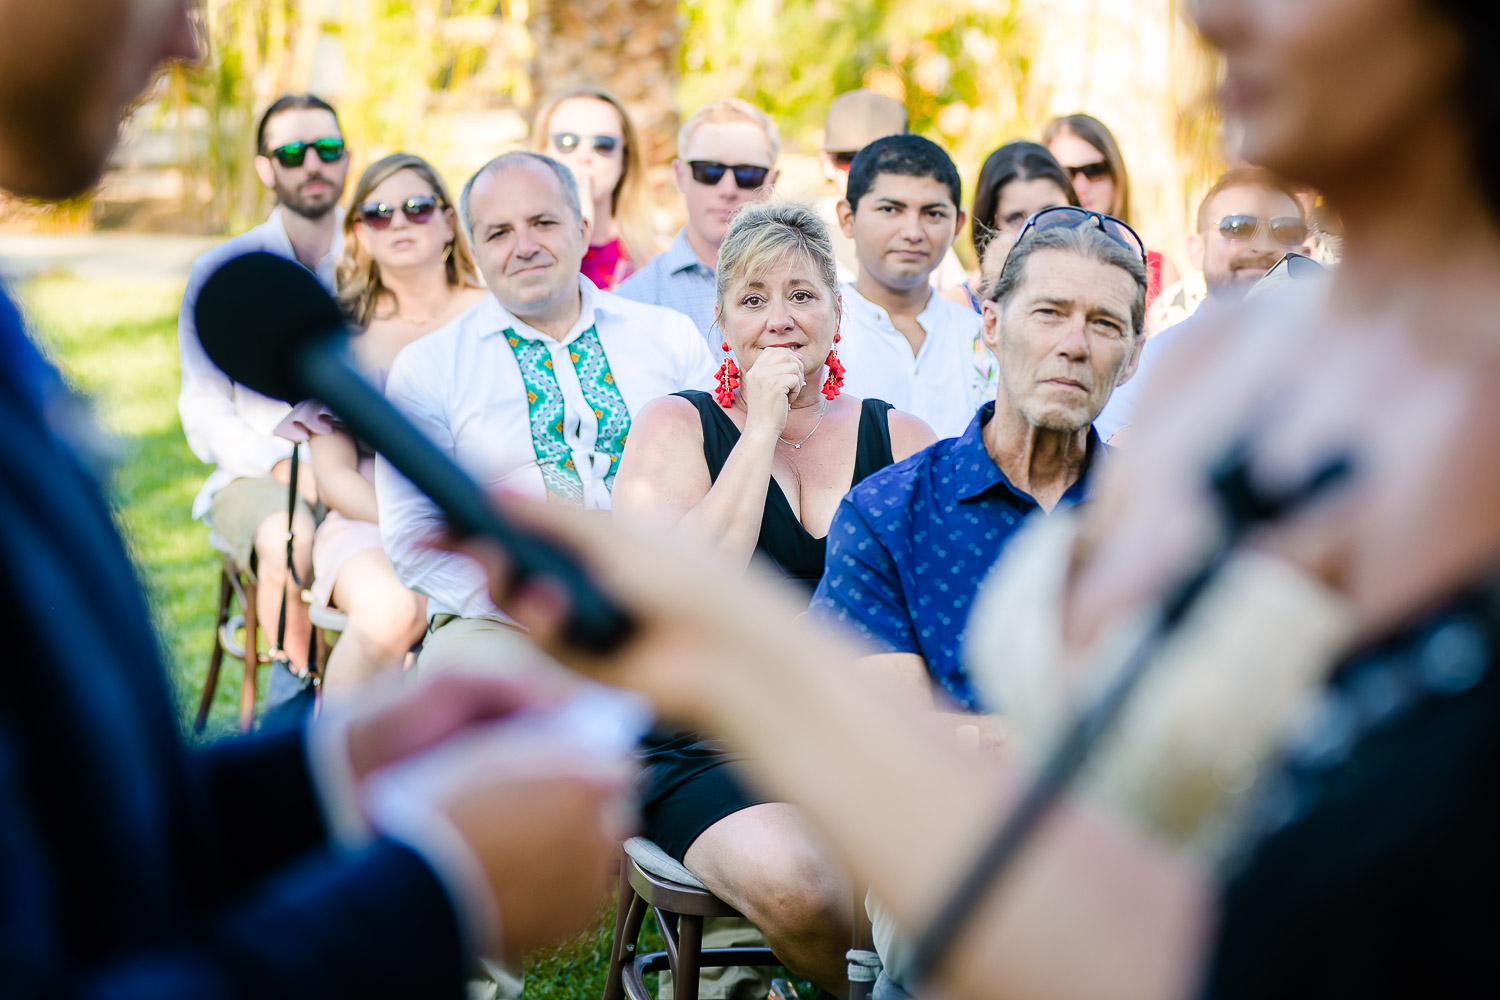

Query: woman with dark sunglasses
[
  {"left": 278, "top": 153, "right": 485, "bottom": 701},
  {"left": 1045, "top": 113, "right": 1181, "bottom": 309},
  {"left": 461, "top": 0, "right": 1500, "bottom": 997},
  {"left": 533, "top": 85, "right": 660, "bottom": 290}
]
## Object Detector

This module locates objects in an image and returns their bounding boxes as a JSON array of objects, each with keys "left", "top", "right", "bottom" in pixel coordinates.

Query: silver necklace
[{"left": 778, "top": 399, "right": 829, "bottom": 450}]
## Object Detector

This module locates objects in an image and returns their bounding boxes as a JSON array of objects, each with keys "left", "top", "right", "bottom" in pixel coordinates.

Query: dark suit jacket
[{"left": 0, "top": 286, "right": 466, "bottom": 998}]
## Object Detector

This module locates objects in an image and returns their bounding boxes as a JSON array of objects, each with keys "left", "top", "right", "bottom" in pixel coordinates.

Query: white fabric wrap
[{"left": 965, "top": 510, "right": 1357, "bottom": 860}]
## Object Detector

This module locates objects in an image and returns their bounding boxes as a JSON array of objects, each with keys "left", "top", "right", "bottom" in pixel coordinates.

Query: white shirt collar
[
  {"left": 478, "top": 274, "right": 624, "bottom": 345},
  {"left": 840, "top": 281, "right": 952, "bottom": 329},
  {"left": 264, "top": 205, "right": 345, "bottom": 281}
]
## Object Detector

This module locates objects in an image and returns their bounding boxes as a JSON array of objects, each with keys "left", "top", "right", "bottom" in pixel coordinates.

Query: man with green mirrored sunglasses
[{"left": 177, "top": 92, "right": 353, "bottom": 680}]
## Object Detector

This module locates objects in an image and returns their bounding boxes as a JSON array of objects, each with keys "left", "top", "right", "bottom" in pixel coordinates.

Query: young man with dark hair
[
  {"left": 835, "top": 134, "right": 993, "bottom": 438},
  {"left": 177, "top": 92, "right": 352, "bottom": 673}
]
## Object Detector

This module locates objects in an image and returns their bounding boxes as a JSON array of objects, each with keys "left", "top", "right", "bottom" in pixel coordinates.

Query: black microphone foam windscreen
[{"left": 193, "top": 251, "right": 346, "bottom": 402}]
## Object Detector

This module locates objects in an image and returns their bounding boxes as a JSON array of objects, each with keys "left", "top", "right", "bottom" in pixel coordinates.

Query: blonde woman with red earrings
[{"left": 610, "top": 201, "right": 934, "bottom": 994}]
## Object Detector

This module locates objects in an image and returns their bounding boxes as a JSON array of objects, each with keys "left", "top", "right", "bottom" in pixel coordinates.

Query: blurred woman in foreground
[{"left": 470, "top": 0, "right": 1500, "bottom": 996}]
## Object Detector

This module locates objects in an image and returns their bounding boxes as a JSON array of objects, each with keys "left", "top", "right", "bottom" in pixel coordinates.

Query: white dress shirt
[
  {"left": 378, "top": 276, "right": 716, "bottom": 621},
  {"left": 178, "top": 207, "right": 343, "bottom": 518},
  {"left": 836, "top": 282, "right": 995, "bottom": 439}
]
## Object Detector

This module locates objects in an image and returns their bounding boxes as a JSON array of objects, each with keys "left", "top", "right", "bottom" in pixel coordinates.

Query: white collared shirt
[
  {"left": 178, "top": 207, "right": 344, "bottom": 518},
  {"left": 378, "top": 276, "right": 716, "bottom": 621},
  {"left": 836, "top": 282, "right": 994, "bottom": 439}
]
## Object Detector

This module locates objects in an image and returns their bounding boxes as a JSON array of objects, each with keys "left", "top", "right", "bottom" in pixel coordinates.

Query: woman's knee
[{"left": 337, "top": 568, "right": 425, "bottom": 653}]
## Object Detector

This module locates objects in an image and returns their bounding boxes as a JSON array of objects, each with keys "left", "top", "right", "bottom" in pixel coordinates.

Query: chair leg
[
  {"left": 315, "top": 626, "right": 330, "bottom": 678},
  {"left": 602, "top": 859, "right": 643, "bottom": 1000},
  {"left": 196, "top": 569, "right": 233, "bottom": 734},
  {"left": 849, "top": 880, "right": 878, "bottom": 1000},
  {"left": 238, "top": 574, "right": 259, "bottom": 733},
  {"left": 675, "top": 914, "right": 703, "bottom": 1000}
]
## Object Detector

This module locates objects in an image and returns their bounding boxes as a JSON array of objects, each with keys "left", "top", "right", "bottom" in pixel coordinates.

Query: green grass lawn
[{"left": 18, "top": 272, "right": 653, "bottom": 998}]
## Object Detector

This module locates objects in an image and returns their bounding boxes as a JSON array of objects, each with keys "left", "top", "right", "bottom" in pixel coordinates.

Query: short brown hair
[{"left": 677, "top": 98, "right": 780, "bottom": 163}]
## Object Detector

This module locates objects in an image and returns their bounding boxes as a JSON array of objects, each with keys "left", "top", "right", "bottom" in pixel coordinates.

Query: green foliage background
[{"left": 680, "top": 0, "right": 1033, "bottom": 162}]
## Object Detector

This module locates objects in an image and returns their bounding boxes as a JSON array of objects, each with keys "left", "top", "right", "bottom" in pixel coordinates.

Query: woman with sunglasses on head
[
  {"left": 280, "top": 153, "right": 485, "bottom": 700},
  {"left": 942, "top": 140, "right": 1080, "bottom": 312},
  {"left": 533, "top": 85, "right": 659, "bottom": 290},
  {"left": 458, "top": 0, "right": 1500, "bottom": 997},
  {"left": 1045, "top": 112, "right": 1181, "bottom": 310},
  {"left": 610, "top": 201, "right": 936, "bottom": 994}
]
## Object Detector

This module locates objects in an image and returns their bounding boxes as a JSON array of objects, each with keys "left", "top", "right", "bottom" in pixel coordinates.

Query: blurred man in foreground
[{"left": 0, "top": 2, "right": 627, "bottom": 995}]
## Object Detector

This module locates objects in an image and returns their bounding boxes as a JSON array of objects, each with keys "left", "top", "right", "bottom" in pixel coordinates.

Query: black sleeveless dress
[
  {"left": 1198, "top": 580, "right": 1500, "bottom": 997},
  {"left": 639, "top": 389, "right": 897, "bottom": 860}
]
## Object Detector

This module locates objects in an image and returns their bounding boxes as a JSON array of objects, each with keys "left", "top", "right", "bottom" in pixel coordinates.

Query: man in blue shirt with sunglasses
[
  {"left": 616, "top": 98, "right": 779, "bottom": 346},
  {"left": 177, "top": 93, "right": 351, "bottom": 675},
  {"left": 1097, "top": 167, "right": 1311, "bottom": 442}
]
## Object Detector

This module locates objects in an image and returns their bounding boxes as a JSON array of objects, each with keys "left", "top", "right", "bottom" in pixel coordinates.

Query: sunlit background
[
  {"left": 2, "top": 0, "right": 1221, "bottom": 265},
  {"left": 0, "top": 5, "right": 1230, "bottom": 993}
]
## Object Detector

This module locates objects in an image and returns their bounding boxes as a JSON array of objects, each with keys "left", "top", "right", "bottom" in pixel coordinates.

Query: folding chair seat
[
  {"left": 304, "top": 589, "right": 347, "bottom": 678},
  {"left": 603, "top": 837, "right": 779, "bottom": 1000},
  {"left": 195, "top": 529, "right": 263, "bottom": 734}
]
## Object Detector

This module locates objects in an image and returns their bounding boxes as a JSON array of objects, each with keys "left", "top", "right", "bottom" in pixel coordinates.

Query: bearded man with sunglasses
[
  {"left": 616, "top": 98, "right": 779, "bottom": 345},
  {"left": 177, "top": 93, "right": 351, "bottom": 676},
  {"left": 1096, "top": 167, "right": 1310, "bottom": 441}
]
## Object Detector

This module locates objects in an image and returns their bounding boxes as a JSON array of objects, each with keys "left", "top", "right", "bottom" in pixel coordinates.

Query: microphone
[{"left": 193, "top": 251, "right": 634, "bottom": 653}]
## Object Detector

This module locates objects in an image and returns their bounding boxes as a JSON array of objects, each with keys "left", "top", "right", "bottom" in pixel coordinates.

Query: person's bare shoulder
[
  {"left": 887, "top": 409, "right": 939, "bottom": 461},
  {"left": 630, "top": 392, "right": 707, "bottom": 444}
]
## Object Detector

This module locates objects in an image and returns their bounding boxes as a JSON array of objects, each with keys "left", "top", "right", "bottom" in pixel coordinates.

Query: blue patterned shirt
[
  {"left": 614, "top": 228, "right": 720, "bottom": 348},
  {"left": 810, "top": 402, "right": 1104, "bottom": 710}
]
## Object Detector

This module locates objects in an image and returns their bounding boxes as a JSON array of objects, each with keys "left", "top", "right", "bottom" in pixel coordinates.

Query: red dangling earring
[
  {"left": 715, "top": 340, "right": 740, "bottom": 407},
  {"left": 821, "top": 332, "right": 844, "bottom": 400}
]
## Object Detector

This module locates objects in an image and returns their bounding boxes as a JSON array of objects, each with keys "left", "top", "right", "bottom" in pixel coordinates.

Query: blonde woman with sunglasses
[
  {"left": 533, "top": 86, "right": 660, "bottom": 289},
  {"left": 280, "top": 153, "right": 485, "bottom": 700}
]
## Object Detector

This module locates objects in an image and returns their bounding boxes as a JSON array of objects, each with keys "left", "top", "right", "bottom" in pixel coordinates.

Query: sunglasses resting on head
[
  {"left": 357, "top": 195, "right": 442, "bottom": 229},
  {"left": 1014, "top": 205, "right": 1147, "bottom": 264},
  {"left": 267, "top": 137, "right": 346, "bottom": 168},
  {"left": 688, "top": 160, "right": 771, "bottom": 190}
]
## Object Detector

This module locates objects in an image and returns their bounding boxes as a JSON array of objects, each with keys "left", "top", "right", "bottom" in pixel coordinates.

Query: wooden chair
[
  {"left": 603, "top": 837, "right": 779, "bottom": 1000},
  {"left": 305, "top": 591, "right": 347, "bottom": 680},
  {"left": 196, "top": 531, "right": 263, "bottom": 734}
]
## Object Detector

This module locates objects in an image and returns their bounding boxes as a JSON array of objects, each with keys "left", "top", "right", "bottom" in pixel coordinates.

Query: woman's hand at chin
[{"left": 740, "top": 346, "right": 807, "bottom": 439}]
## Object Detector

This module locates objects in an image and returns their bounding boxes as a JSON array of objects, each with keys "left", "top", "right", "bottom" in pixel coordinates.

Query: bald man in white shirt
[{"left": 378, "top": 152, "right": 715, "bottom": 676}]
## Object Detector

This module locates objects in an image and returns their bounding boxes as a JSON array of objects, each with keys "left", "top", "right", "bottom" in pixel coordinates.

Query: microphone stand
[{"left": 899, "top": 441, "right": 1352, "bottom": 991}]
